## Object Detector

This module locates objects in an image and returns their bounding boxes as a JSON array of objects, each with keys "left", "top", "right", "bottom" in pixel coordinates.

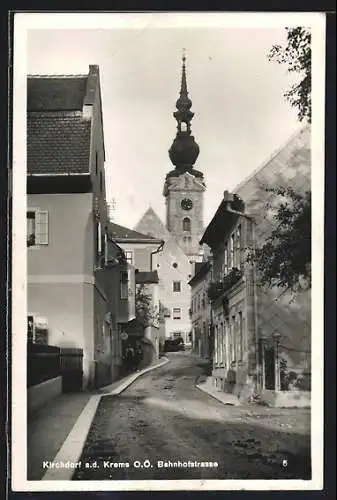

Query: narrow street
[{"left": 73, "top": 352, "right": 311, "bottom": 481}]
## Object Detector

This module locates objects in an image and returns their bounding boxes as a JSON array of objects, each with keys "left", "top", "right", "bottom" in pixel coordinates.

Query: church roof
[
  {"left": 134, "top": 207, "right": 171, "bottom": 241},
  {"left": 109, "top": 221, "right": 163, "bottom": 243}
]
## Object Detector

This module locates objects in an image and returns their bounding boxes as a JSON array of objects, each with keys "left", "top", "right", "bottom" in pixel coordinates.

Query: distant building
[
  {"left": 134, "top": 54, "right": 206, "bottom": 344},
  {"left": 27, "top": 65, "right": 136, "bottom": 389},
  {"left": 200, "top": 126, "right": 311, "bottom": 406},
  {"left": 188, "top": 261, "right": 212, "bottom": 358},
  {"left": 108, "top": 222, "right": 164, "bottom": 361}
]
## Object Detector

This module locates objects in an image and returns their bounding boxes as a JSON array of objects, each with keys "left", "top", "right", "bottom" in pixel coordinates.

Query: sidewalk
[
  {"left": 196, "top": 376, "right": 240, "bottom": 406},
  {"left": 27, "top": 357, "right": 168, "bottom": 480},
  {"left": 27, "top": 392, "right": 92, "bottom": 480}
]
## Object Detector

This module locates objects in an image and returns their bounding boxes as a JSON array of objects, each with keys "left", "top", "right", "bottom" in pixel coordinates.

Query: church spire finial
[
  {"left": 180, "top": 48, "right": 188, "bottom": 98},
  {"left": 168, "top": 51, "right": 200, "bottom": 174}
]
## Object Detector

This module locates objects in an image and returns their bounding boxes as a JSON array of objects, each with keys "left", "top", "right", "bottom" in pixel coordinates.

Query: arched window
[
  {"left": 180, "top": 122, "right": 187, "bottom": 132},
  {"left": 183, "top": 217, "right": 191, "bottom": 232}
]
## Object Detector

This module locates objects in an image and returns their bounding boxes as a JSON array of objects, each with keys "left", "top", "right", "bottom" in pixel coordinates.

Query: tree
[
  {"left": 135, "top": 285, "right": 159, "bottom": 329},
  {"left": 255, "top": 28, "right": 312, "bottom": 293},
  {"left": 269, "top": 27, "right": 311, "bottom": 122},
  {"left": 251, "top": 186, "right": 311, "bottom": 293}
]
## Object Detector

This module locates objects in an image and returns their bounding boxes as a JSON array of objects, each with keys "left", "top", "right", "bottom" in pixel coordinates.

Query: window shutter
[{"left": 35, "top": 210, "right": 49, "bottom": 245}]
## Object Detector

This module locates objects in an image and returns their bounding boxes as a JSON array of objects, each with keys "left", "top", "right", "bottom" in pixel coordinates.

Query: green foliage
[
  {"left": 135, "top": 285, "right": 159, "bottom": 328},
  {"left": 269, "top": 27, "right": 311, "bottom": 123},
  {"left": 251, "top": 186, "right": 311, "bottom": 292}
]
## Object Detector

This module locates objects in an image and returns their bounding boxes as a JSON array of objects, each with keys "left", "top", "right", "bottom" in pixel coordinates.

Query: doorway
[{"left": 264, "top": 344, "right": 276, "bottom": 390}]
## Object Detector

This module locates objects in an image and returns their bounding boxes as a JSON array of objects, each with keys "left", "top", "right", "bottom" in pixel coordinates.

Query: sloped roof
[
  {"left": 234, "top": 125, "right": 310, "bottom": 194},
  {"left": 134, "top": 207, "right": 171, "bottom": 240},
  {"left": 109, "top": 222, "right": 162, "bottom": 242},
  {"left": 188, "top": 261, "right": 211, "bottom": 287},
  {"left": 27, "top": 76, "right": 88, "bottom": 111},
  {"left": 200, "top": 126, "right": 311, "bottom": 249},
  {"left": 27, "top": 69, "right": 99, "bottom": 176},
  {"left": 28, "top": 112, "right": 91, "bottom": 174}
]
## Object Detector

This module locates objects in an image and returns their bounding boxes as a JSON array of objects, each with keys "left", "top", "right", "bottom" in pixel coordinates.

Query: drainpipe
[
  {"left": 225, "top": 205, "right": 260, "bottom": 393},
  {"left": 150, "top": 240, "right": 165, "bottom": 271}
]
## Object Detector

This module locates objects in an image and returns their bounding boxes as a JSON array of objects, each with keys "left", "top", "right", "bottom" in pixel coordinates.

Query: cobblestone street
[{"left": 73, "top": 352, "right": 311, "bottom": 481}]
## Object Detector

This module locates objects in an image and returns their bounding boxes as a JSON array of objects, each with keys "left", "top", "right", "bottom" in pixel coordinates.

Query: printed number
[{"left": 282, "top": 459, "right": 288, "bottom": 467}]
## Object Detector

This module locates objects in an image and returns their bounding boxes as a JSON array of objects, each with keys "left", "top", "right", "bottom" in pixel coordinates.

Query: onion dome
[{"left": 168, "top": 51, "right": 200, "bottom": 173}]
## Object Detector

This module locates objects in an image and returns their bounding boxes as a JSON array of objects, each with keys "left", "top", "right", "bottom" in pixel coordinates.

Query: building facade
[
  {"left": 189, "top": 261, "right": 212, "bottom": 358},
  {"left": 200, "top": 126, "right": 311, "bottom": 405},
  {"left": 108, "top": 222, "right": 164, "bottom": 361},
  {"left": 27, "top": 65, "right": 135, "bottom": 389}
]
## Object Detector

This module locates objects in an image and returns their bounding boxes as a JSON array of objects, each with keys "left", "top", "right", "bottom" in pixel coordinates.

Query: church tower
[{"left": 163, "top": 52, "right": 206, "bottom": 262}]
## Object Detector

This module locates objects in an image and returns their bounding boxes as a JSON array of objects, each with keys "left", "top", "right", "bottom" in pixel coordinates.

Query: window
[
  {"left": 230, "top": 233, "right": 235, "bottom": 268},
  {"left": 219, "top": 323, "right": 223, "bottom": 364},
  {"left": 27, "top": 315, "right": 34, "bottom": 343},
  {"left": 95, "top": 152, "right": 98, "bottom": 175},
  {"left": 163, "top": 308, "right": 171, "bottom": 318},
  {"left": 180, "top": 122, "right": 187, "bottom": 132},
  {"left": 173, "top": 331, "right": 182, "bottom": 339},
  {"left": 95, "top": 221, "right": 102, "bottom": 262},
  {"left": 27, "top": 210, "right": 49, "bottom": 247},
  {"left": 223, "top": 321, "right": 228, "bottom": 367},
  {"left": 99, "top": 171, "right": 103, "bottom": 192},
  {"left": 173, "top": 281, "right": 181, "bottom": 292},
  {"left": 214, "top": 325, "right": 218, "bottom": 364},
  {"left": 125, "top": 251, "right": 133, "bottom": 265},
  {"left": 238, "top": 312, "right": 243, "bottom": 361},
  {"left": 182, "top": 217, "right": 191, "bottom": 232},
  {"left": 223, "top": 242, "right": 228, "bottom": 276},
  {"left": 236, "top": 225, "right": 242, "bottom": 268},
  {"left": 172, "top": 308, "right": 181, "bottom": 320},
  {"left": 230, "top": 315, "right": 236, "bottom": 362},
  {"left": 120, "top": 271, "right": 129, "bottom": 300}
]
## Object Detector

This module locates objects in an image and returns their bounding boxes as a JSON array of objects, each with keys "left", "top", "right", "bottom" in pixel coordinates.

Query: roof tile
[{"left": 27, "top": 112, "right": 91, "bottom": 174}]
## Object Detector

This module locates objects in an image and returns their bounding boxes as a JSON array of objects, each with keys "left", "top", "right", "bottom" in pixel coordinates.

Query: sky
[{"left": 25, "top": 13, "right": 306, "bottom": 230}]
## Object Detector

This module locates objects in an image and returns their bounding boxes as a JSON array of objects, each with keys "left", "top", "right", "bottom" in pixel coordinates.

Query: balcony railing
[
  {"left": 207, "top": 267, "right": 243, "bottom": 301},
  {"left": 223, "top": 267, "right": 243, "bottom": 289},
  {"left": 207, "top": 282, "right": 225, "bottom": 301}
]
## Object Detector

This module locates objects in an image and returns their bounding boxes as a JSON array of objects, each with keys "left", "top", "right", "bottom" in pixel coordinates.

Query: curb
[
  {"left": 196, "top": 383, "right": 240, "bottom": 407},
  {"left": 42, "top": 357, "right": 169, "bottom": 481},
  {"left": 102, "top": 357, "right": 169, "bottom": 397}
]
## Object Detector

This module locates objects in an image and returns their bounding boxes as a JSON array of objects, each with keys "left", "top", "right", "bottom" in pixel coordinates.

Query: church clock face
[{"left": 181, "top": 198, "right": 193, "bottom": 211}]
